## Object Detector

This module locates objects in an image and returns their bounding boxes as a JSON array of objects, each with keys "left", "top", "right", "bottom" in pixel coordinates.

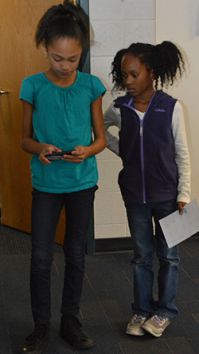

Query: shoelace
[
  {"left": 131, "top": 314, "right": 146, "bottom": 324},
  {"left": 152, "top": 315, "right": 168, "bottom": 326}
]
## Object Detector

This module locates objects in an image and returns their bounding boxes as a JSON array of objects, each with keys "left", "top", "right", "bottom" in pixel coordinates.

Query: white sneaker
[
  {"left": 126, "top": 314, "right": 147, "bottom": 336},
  {"left": 142, "top": 315, "right": 171, "bottom": 337}
]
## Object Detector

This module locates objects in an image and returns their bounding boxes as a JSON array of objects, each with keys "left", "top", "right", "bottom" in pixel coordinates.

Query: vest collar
[{"left": 114, "top": 90, "right": 165, "bottom": 110}]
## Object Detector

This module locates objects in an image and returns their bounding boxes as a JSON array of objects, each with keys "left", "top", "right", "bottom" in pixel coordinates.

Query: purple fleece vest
[{"left": 114, "top": 90, "right": 178, "bottom": 206}]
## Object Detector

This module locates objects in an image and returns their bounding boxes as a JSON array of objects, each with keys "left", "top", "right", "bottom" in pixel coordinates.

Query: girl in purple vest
[{"left": 104, "top": 41, "right": 191, "bottom": 337}]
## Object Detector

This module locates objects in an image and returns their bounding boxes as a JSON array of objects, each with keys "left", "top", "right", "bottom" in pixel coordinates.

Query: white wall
[
  {"left": 89, "top": 0, "right": 156, "bottom": 239},
  {"left": 156, "top": 0, "right": 199, "bottom": 203}
]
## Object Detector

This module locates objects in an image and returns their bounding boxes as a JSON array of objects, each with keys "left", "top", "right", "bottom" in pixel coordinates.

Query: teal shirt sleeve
[
  {"left": 91, "top": 75, "right": 106, "bottom": 102},
  {"left": 19, "top": 78, "right": 34, "bottom": 105}
]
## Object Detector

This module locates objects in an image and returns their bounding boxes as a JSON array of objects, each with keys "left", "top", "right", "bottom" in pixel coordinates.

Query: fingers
[
  {"left": 62, "top": 154, "right": 84, "bottom": 163},
  {"left": 62, "top": 146, "right": 89, "bottom": 163},
  {"left": 38, "top": 146, "right": 89, "bottom": 164},
  {"left": 178, "top": 201, "right": 186, "bottom": 215},
  {"left": 39, "top": 154, "right": 51, "bottom": 164},
  {"left": 39, "top": 145, "right": 61, "bottom": 164}
]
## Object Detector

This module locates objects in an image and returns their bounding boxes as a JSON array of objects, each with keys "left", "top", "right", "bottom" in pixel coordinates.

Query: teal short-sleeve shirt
[{"left": 20, "top": 71, "right": 106, "bottom": 193}]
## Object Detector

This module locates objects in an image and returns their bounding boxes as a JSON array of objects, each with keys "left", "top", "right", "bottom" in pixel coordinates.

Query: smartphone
[{"left": 45, "top": 151, "right": 73, "bottom": 161}]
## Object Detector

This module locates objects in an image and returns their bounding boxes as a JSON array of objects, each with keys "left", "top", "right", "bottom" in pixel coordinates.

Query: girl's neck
[
  {"left": 45, "top": 69, "right": 77, "bottom": 88},
  {"left": 133, "top": 89, "right": 155, "bottom": 112}
]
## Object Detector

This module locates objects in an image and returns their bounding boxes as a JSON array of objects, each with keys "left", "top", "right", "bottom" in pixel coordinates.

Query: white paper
[{"left": 159, "top": 199, "right": 199, "bottom": 248}]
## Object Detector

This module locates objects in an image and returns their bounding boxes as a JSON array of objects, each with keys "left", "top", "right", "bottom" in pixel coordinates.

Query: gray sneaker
[
  {"left": 126, "top": 314, "right": 147, "bottom": 336},
  {"left": 142, "top": 315, "right": 171, "bottom": 337}
]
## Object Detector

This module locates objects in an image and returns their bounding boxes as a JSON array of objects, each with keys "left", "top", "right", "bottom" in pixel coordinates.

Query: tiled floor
[{"left": 0, "top": 226, "right": 199, "bottom": 354}]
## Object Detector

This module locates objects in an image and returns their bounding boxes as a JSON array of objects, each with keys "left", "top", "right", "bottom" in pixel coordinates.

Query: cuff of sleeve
[{"left": 177, "top": 193, "right": 191, "bottom": 204}]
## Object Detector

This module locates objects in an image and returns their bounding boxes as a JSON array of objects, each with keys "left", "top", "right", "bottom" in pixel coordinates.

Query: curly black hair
[
  {"left": 111, "top": 41, "right": 185, "bottom": 90},
  {"left": 35, "top": 0, "right": 89, "bottom": 49}
]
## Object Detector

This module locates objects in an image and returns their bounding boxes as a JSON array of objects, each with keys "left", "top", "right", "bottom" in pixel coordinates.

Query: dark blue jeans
[
  {"left": 126, "top": 200, "right": 179, "bottom": 319},
  {"left": 30, "top": 186, "right": 96, "bottom": 325}
]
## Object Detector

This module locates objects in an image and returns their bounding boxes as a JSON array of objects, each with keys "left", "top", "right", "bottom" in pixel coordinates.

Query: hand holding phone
[{"left": 45, "top": 151, "right": 73, "bottom": 161}]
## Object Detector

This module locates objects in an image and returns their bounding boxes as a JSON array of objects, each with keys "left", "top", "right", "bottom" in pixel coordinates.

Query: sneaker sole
[
  {"left": 22, "top": 350, "right": 46, "bottom": 354},
  {"left": 60, "top": 332, "right": 95, "bottom": 350},
  {"left": 142, "top": 323, "right": 163, "bottom": 337},
  {"left": 21, "top": 336, "right": 49, "bottom": 353},
  {"left": 126, "top": 328, "right": 146, "bottom": 336}
]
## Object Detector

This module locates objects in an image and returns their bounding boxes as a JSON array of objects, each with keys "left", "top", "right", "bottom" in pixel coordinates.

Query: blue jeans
[
  {"left": 126, "top": 200, "right": 179, "bottom": 319},
  {"left": 30, "top": 187, "right": 96, "bottom": 325}
]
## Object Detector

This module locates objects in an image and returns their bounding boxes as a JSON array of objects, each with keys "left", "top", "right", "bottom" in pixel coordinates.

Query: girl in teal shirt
[{"left": 20, "top": 1, "right": 106, "bottom": 352}]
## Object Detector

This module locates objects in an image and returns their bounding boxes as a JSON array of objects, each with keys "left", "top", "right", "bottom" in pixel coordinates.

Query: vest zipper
[
  {"left": 121, "top": 93, "right": 155, "bottom": 204},
  {"left": 139, "top": 119, "right": 146, "bottom": 203}
]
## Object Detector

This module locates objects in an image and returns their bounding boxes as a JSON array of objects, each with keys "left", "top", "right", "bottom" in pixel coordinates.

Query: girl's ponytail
[
  {"left": 153, "top": 41, "right": 185, "bottom": 87},
  {"left": 62, "top": 1, "right": 89, "bottom": 46},
  {"left": 35, "top": 1, "right": 89, "bottom": 49}
]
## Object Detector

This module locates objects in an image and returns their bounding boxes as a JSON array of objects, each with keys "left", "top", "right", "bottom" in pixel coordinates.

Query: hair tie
[
  {"left": 57, "top": 3, "right": 77, "bottom": 22},
  {"left": 63, "top": 0, "right": 77, "bottom": 6}
]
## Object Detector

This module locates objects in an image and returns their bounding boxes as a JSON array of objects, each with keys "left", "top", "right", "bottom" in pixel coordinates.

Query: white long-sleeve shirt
[{"left": 104, "top": 100, "right": 191, "bottom": 203}]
